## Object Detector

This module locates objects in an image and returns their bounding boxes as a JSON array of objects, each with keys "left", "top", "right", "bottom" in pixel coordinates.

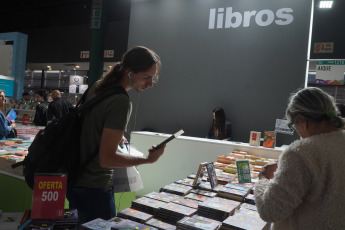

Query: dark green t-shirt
[{"left": 76, "top": 84, "right": 132, "bottom": 188}]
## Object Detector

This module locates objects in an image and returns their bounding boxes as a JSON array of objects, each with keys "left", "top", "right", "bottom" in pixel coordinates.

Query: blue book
[{"left": 7, "top": 109, "right": 17, "bottom": 122}]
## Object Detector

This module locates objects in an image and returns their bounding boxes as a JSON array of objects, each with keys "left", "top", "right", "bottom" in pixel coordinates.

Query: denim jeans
[{"left": 66, "top": 186, "right": 116, "bottom": 228}]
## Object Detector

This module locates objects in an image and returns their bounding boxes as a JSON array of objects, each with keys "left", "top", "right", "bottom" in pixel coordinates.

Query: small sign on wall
[
  {"left": 316, "top": 60, "right": 345, "bottom": 85},
  {"left": 69, "top": 85, "right": 77, "bottom": 94},
  {"left": 80, "top": 51, "right": 90, "bottom": 59},
  {"left": 70, "top": 75, "right": 84, "bottom": 85},
  {"left": 314, "top": 42, "right": 334, "bottom": 53}
]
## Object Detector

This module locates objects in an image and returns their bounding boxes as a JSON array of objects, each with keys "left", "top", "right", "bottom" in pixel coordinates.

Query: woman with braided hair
[{"left": 255, "top": 87, "right": 345, "bottom": 230}]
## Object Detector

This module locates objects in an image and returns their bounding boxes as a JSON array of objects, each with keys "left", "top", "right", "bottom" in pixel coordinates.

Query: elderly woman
[{"left": 255, "top": 87, "right": 345, "bottom": 229}]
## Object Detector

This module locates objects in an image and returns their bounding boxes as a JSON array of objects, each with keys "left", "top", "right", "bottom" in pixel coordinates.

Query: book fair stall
[{"left": 1, "top": 131, "right": 284, "bottom": 229}]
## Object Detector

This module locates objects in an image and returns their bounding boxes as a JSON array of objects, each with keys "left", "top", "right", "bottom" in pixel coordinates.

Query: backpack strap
[{"left": 77, "top": 84, "right": 128, "bottom": 115}]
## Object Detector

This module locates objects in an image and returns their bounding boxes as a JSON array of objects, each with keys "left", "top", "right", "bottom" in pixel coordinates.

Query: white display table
[{"left": 131, "top": 131, "right": 286, "bottom": 197}]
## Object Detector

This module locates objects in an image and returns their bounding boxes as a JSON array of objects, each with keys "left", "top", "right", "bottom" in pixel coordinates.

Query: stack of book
[
  {"left": 155, "top": 202, "right": 197, "bottom": 225},
  {"left": 244, "top": 194, "right": 256, "bottom": 205},
  {"left": 53, "top": 209, "right": 78, "bottom": 229},
  {"left": 131, "top": 197, "right": 167, "bottom": 215},
  {"left": 196, "top": 182, "right": 223, "bottom": 192},
  {"left": 160, "top": 183, "right": 192, "bottom": 196},
  {"left": 217, "top": 183, "right": 253, "bottom": 202},
  {"left": 145, "top": 218, "right": 177, "bottom": 230},
  {"left": 176, "top": 216, "right": 219, "bottom": 230},
  {"left": 197, "top": 197, "right": 240, "bottom": 221},
  {"left": 175, "top": 178, "right": 195, "bottom": 186},
  {"left": 117, "top": 207, "right": 153, "bottom": 224},
  {"left": 171, "top": 197, "right": 200, "bottom": 209},
  {"left": 221, "top": 208, "right": 268, "bottom": 230},
  {"left": 190, "top": 189, "right": 217, "bottom": 198},
  {"left": 184, "top": 193, "right": 209, "bottom": 202},
  {"left": 144, "top": 192, "right": 180, "bottom": 203}
]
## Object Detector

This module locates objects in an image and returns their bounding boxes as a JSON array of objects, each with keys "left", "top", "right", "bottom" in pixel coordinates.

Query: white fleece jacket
[{"left": 255, "top": 130, "right": 345, "bottom": 230}]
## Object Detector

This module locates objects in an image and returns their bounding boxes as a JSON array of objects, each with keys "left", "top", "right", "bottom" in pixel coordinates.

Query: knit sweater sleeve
[{"left": 254, "top": 146, "right": 312, "bottom": 222}]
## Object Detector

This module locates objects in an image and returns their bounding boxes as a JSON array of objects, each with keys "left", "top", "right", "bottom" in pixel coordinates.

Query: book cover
[
  {"left": 7, "top": 109, "right": 17, "bottom": 122},
  {"left": 192, "top": 162, "right": 208, "bottom": 187},
  {"left": 172, "top": 197, "right": 200, "bottom": 209},
  {"left": 224, "top": 182, "right": 253, "bottom": 192},
  {"left": 222, "top": 209, "right": 268, "bottom": 230},
  {"left": 249, "top": 131, "right": 261, "bottom": 146},
  {"left": 131, "top": 197, "right": 167, "bottom": 214},
  {"left": 199, "top": 197, "right": 240, "bottom": 213},
  {"left": 175, "top": 178, "right": 195, "bottom": 186},
  {"left": 145, "top": 218, "right": 176, "bottom": 230},
  {"left": 217, "top": 187, "right": 250, "bottom": 201},
  {"left": 111, "top": 219, "right": 158, "bottom": 230},
  {"left": 144, "top": 192, "right": 173, "bottom": 203},
  {"left": 190, "top": 189, "right": 217, "bottom": 197},
  {"left": 159, "top": 202, "right": 197, "bottom": 216},
  {"left": 236, "top": 159, "right": 252, "bottom": 183},
  {"left": 205, "top": 162, "right": 218, "bottom": 189},
  {"left": 262, "top": 131, "right": 276, "bottom": 148},
  {"left": 161, "top": 183, "right": 192, "bottom": 196},
  {"left": 117, "top": 207, "right": 153, "bottom": 223},
  {"left": 176, "top": 216, "right": 219, "bottom": 230},
  {"left": 184, "top": 193, "right": 209, "bottom": 202},
  {"left": 81, "top": 218, "right": 117, "bottom": 230}
]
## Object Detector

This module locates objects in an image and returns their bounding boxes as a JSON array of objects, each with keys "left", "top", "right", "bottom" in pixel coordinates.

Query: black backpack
[{"left": 12, "top": 85, "right": 128, "bottom": 189}]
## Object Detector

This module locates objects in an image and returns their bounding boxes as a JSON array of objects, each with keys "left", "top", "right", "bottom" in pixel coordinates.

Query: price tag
[
  {"left": 236, "top": 159, "right": 251, "bottom": 183},
  {"left": 31, "top": 174, "right": 67, "bottom": 219}
]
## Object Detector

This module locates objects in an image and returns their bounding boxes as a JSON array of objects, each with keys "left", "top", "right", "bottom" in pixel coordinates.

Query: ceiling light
[
  {"left": 76, "top": 66, "right": 80, "bottom": 68},
  {"left": 319, "top": 1, "right": 333, "bottom": 8}
]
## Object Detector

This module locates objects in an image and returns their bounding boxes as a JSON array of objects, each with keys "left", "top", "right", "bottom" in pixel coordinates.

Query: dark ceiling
[{"left": 0, "top": 0, "right": 130, "bottom": 32}]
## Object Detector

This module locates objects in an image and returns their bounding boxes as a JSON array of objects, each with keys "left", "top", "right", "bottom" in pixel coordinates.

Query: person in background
[
  {"left": 33, "top": 90, "right": 49, "bottom": 126},
  {"left": 46, "top": 90, "right": 73, "bottom": 124},
  {"left": 66, "top": 46, "right": 166, "bottom": 227},
  {"left": 255, "top": 87, "right": 345, "bottom": 229},
  {"left": 0, "top": 90, "right": 15, "bottom": 140},
  {"left": 206, "top": 107, "right": 233, "bottom": 141},
  {"left": 16, "top": 91, "right": 31, "bottom": 109}
]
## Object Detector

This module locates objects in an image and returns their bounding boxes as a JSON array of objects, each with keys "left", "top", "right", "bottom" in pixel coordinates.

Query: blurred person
[
  {"left": 46, "top": 90, "right": 73, "bottom": 124},
  {"left": 0, "top": 90, "right": 15, "bottom": 140},
  {"left": 33, "top": 90, "right": 49, "bottom": 126},
  {"left": 206, "top": 107, "right": 233, "bottom": 141},
  {"left": 255, "top": 87, "right": 345, "bottom": 230}
]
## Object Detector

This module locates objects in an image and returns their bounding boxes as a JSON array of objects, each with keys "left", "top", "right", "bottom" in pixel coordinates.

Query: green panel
[
  {"left": 115, "top": 192, "right": 136, "bottom": 213},
  {"left": 0, "top": 174, "right": 32, "bottom": 212}
]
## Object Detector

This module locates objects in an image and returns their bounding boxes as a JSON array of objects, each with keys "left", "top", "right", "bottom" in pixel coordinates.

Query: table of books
[{"left": 77, "top": 150, "right": 275, "bottom": 230}]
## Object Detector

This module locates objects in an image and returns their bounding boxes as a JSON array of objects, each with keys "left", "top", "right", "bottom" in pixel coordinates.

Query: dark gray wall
[{"left": 127, "top": 0, "right": 312, "bottom": 145}]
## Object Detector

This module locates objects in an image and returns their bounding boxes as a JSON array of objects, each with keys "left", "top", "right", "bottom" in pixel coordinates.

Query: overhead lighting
[
  {"left": 76, "top": 66, "right": 80, "bottom": 68},
  {"left": 319, "top": 1, "right": 333, "bottom": 8}
]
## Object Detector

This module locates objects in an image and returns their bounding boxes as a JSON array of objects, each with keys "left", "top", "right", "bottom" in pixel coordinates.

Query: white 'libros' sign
[{"left": 316, "top": 60, "right": 345, "bottom": 85}]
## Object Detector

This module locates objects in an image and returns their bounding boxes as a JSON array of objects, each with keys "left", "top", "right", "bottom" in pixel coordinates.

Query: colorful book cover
[
  {"left": 172, "top": 197, "right": 200, "bottom": 209},
  {"left": 161, "top": 183, "right": 192, "bottom": 195},
  {"left": 7, "top": 109, "right": 17, "bottom": 122},
  {"left": 117, "top": 208, "right": 153, "bottom": 223},
  {"left": 175, "top": 178, "right": 194, "bottom": 186},
  {"left": 177, "top": 216, "right": 219, "bottom": 230},
  {"left": 222, "top": 209, "right": 267, "bottom": 230},
  {"left": 144, "top": 192, "right": 172, "bottom": 203},
  {"left": 191, "top": 215, "right": 222, "bottom": 226},
  {"left": 205, "top": 162, "right": 218, "bottom": 189},
  {"left": 224, "top": 182, "right": 253, "bottom": 192},
  {"left": 190, "top": 189, "right": 217, "bottom": 197},
  {"left": 145, "top": 218, "right": 176, "bottom": 230},
  {"left": 160, "top": 202, "right": 197, "bottom": 216},
  {"left": 263, "top": 131, "right": 276, "bottom": 148},
  {"left": 217, "top": 187, "right": 249, "bottom": 201},
  {"left": 185, "top": 193, "right": 208, "bottom": 202},
  {"left": 236, "top": 159, "right": 252, "bottom": 183},
  {"left": 199, "top": 197, "right": 240, "bottom": 213}
]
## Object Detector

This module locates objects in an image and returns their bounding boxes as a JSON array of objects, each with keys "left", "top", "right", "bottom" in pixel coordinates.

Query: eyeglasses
[{"left": 288, "top": 122, "right": 296, "bottom": 132}]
